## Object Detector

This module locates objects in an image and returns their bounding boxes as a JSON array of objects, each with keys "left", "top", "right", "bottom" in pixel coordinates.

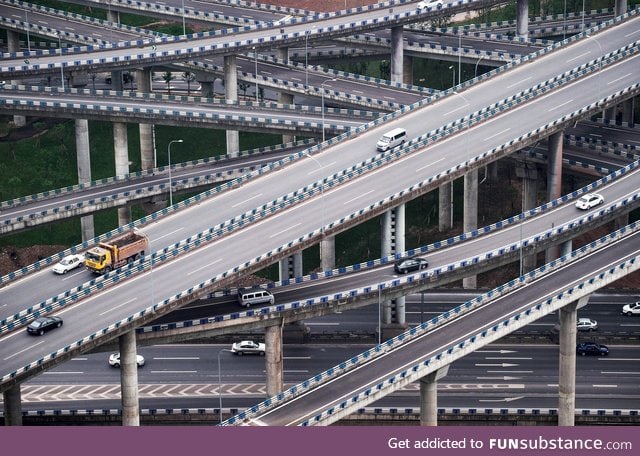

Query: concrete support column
[
  {"left": 320, "top": 236, "right": 336, "bottom": 271},
  {"left": 394, "top": 204, "right": 406, "bottom": 325},
  {"left": 113, "top": 122, "right": 131, "bottom": 226},
  {"left": 136, "top": 68, "right": 155, "bottom": 170},
  {"left": 438, "top": 182, "right": 452, "bottom": 232},
  {"left": 107, "top": 9, "right": 120, "bottom": 23},
  {"left": 2, "top": 384, "right": 23, "bottom": 426},
  {"left": 224, "top": 55, "right": 240, "bottom": 157},
  {"left": 75, "top": 119, "right": 95, "bottom": 241},
  {"left": 546, "top": 131, "right": 563, "bottom": 263},
  {"left": 111, "top": 70, "right": 123, "bottom": 91},
  {"left": 279, "top": 92, "right": 295, "bottom": 144},
  {"left": 200, "top": 80, "right": 214, "bottom": 98},
  {"left": 381, "top": 206, "right": 407, "bottom": 329},
  {"left": 560, "top": 240, "right": 572, "bottom": 258},
  {"left": 419, "top": 366, "right": 449, "bottom": 426},
  {"left": 615, "top": 0, "right": 628, "bottom": 16},
  {"left": 517, "top": 162, "right": 538, "bottom": 273},
  {"left": 603, "top": 106, "right": 616, "bottom": 122},
  {"left": 558, "top": 298, "right": 586, "bottom": 426},
  {"left": 265, "top": 324, "right": 284, "bottom": 396},
  {"left": 279, "top": 252, "right": 303, "bottom": 281},
  {"left": 462, "top": 170, "right": 478, "bottom": 288},
  {"left": 488, "top": 161, "right": 499, "bottom": 182},
  {"left": 119, "top": 330, "right": 140, "bottom": 426},
  {"left": 614, "top": 213, "right": 630, "bottom": 230},
  {"left": 7, "top": 30, "right": 26, "bottom": 127},
  {"left": 621, "top": 98, "right": 634, "bottom": 125},
  {"left": 390, "top": 26, "right": 404, "bottom": 84},
  {"left": 516, "top": 0, "right": 529, "bottom": 40},
  {"left": 402, "top": 55, "right": 413, "bottom": 85}
]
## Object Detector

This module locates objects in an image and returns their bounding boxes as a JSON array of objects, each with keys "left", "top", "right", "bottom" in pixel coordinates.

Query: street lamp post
[
  {"left": 474, "top": 55, "right": 484, "bottom": 78},
  {"left": 457, "top": 32, "right": 461, "bottom": 85},
  {"left": 321, "top": 79, "right": 336, "bottom": 143},
  {"left": 303, "top": 151, "right": 325, "bottom": 237},
  {"left": 254, "top": 47, "right": 259, "bottom": 102},
  {"left": 167, "top": 139, "right": 183, "bottom": 206},
  {"left": 217, "top": 348, "right": 232, "bottom": 424},
  {"left": 25, "top": 11, "right": 31, "bottom": 53},
  {"left": 58, "top": 32, "right": 64, "bottom": 90},
  {"left": 305, "top": 27, "right": 316, "bottom": 90},
  {"left": 448, "top": 65, "right": 455, "bottom": 89},
  {"left": 181, "top": 0, "right": 186, "bottom": 36}
]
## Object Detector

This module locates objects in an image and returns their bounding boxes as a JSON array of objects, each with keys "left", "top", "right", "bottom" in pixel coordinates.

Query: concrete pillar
[
  {"left": 7, "top": 31, "right": 26, "bottom": 127},
  {"left": 381, "top": 206, "right": 407, "bottom": 328},
  {"left": 419, "top": 366, "right": 449, "bottom": 426},
  {"left": 2, "top": 384, "right": 22, "bottom": 426},
  {"left": 488, "top": 161, "right": 499, "bottom": 182},
  {"left": 614, "top": 213, "right": 630, "bottom": 230},
  {"left": 279, "top": 92, "right": 295, "bottom": 144},
  {"left": 113, "top": 122, "right": 131, "bottom": 226},
  {"left": 75, "top": 119, "right": 95, "bottom": 241},
  {"left": 462, "top": 170, "right": 478, "bottom": 288},
  {"left": 517, "top": 162, "right": 538, "bottom": 273},
  {"left": 394, "top": 205, "right": 406, "bottom": 326},
  {"left": 320, "top": 236, "right": 336, "bottom": 271},
  {"left": 265, "top": 324, "right": 283, "bottom": 396},
  {"left": 279, "top": 252, "right": 303, "bottom": 281},
  {"left": 438, "top": 182, "right": 452, "bottom": 232},
  {"left": 390, "top": 26, "right": 404, "bottom": 84},
  {"left": 224, "top": 55, "right": 240, "bottom": 157},
  {"left": 615, "top": 0, "right": 628, "bottom": 16},
  {"left": 621, "top": 98, "right": 634, "bottom": 125},
  {"left": 136, "top": 68, "right": 155, "bottom": 170},
  {"left": 603, "top": 106, "right": 616, "bottom": 122},
  {"left": 107, "top": 8, "right": 120, "bottom": 24},
  {"left": 119, "top": 330, "right": 140, "bottom": 426},
  {"left": 558, "top": 299, "right": 580, "bottom": 427},
  {"left": 545, "top": 131, "right": 563, "bottom": 263},
  {"left": 402, "top": 55, "right": 413, "bottom": 85},
  {"left": 560, "top": 240, "right": 572, "bottom": 258},
  {"left": 111, "top": 70, "right": 123, "bottom": 91},
  {"left": 516, "top": 0, "right": 529, "bottom": 40}
]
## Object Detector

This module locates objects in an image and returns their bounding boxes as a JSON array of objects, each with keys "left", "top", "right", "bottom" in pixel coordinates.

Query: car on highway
[
  {"left": 575, "top": 193, "right": 604, "bottom": 210},
  {"left": 622, "top": 301, "right": 640, "bottom": 316},
  {"left": 231, "top": 340, "right": 266, "bottom": 356},
  {"left": 108, "top": 352, "right": 145, "bottom": 367},
  {"left": 576, "top": 318, "right": 598, "bottom": 331},
  {"left": 26, "top": 316, "right": 63, "bottom": 335},
  {"left": 52, "top": 254, "right": 85, "bottom": 274},
  {"left": 417, "top": 0, "right": 444, "bottom": 9},
  {"left": 394, "top": 256, "right": 429, "bottom": 274},
  {"left": 576, "top": 342, "right": 609, "bottom": 356}
]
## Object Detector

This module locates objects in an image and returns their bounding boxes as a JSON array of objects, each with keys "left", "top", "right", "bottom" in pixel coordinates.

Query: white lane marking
[
  {"left": 506, "top": 77, "right": 531, "bottom": 89},
  {"left": 306, "top": 322, "right": 340, "bottom": 325},
  {"left": 42, "top": 371, "right": 84, "bottom": 375},
  {"left": 154, "top": 228, "right": 184, "bottom": 242},
  {"left": 307, "top": 161, "right": 336, "bottom": 175},
  {"left": 269, "top": 223, "right": 302, "bottom": 239},
  {"left": 187, "top": 258, "right": 222, "bottom": 275},
  {"left": 61, "top": 270, "right": 86, "bottom": 281},
  {"left": 4, "top": 340, "right": 45, "bottom": 361},
  {"left": 99, "top": 298, "right": 136, "bottom": 316},
  {"left": 601, "top": 371, "right": 640, "bottom": 375},
  {"left": 343, "top": 190, "right": 374, "bottom": 205},
  {"left": 150, "top": 370, "right": 197, "bottom": 373},
  {"left": 592, "top": 384, "right": 618, "bottom": 388},
  {"left": 548, "top": 99, "right": 574, "bottom": 112},
  {"left": 415, "top": 157, "right": 445, "bottom": 173},
  {"left": 283, "top": 357, "right": 312, "bottom": 360},
  {"left": 232, "top": 193, "right": 263, "bottom": 208},
  {"left": 153, "top": 357, "right": 200, "bottom": 360},
  {"left": 607, "top": 73, "right": 633, "bottom": 85},
  {"left": 483, "top": 128, "right": 510, "bottom": 142},
  {"left": 567, "top": 51, "right": 590, "bottom": 63},
  {"left": 444, "top": 104, "right": 468, "bottom": 116}
]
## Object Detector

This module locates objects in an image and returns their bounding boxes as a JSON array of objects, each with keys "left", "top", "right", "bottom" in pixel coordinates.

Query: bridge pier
[
  {"left": 615, "top": 0, "right": 628, "bottom": 16},
  {"left": 2, "top": 384, "right": 23, "bottom": 426},
  {"left": 516, "top": 161, "right": 538, "bottom": 272},
  {"left": 107, "top": 8, "right": 120, "bottom": 24},
  {"left": 390, "top": 26, "right": 404, "bottom": 84},
  {"left": 320, "top": 236, "right": 336, "bottom": 271},
  {"left": 438, "top": 181, "right": 452, "bottom": 232},
  {"left": 419, "top": 366, "right": 449, "bottom": 426},
  {"left": 516, "top": 0, "right": 529, "bottom": 40},
  {"left": 462, "top": 169, "right": 478, "bottom": 288},
  {"left": 381, "top": 205, "right": 407, "bottom": 336},
  {"left": 6, "top": 31, "right": 26, "bottom": 127},
  {"left": 136, "top": 68, "right": 155, "bottom": 170},
  {"left": 488, "top": 161, "right": 499, "bottom": 182},
  {"left": 119, "top": 331, "right": 140, "bottom": 426},
  {"left": 113, "top": 122, "right": 132, "bottom": 226},
  {"left": 621, "top": 97, "right": 634, "bottom": 125},
  {"left": 265, "top": 324, "right": 284, "bottom": 396},
  {"left": 279, "top": 252, "right": 303, "bottom": 281},
  {"left": 545, "top": 131, "right": 563, "bottom": 263},
  {"left": 224, "top": 55, "right": 240, "bottom": 157},
  {"left": 75, "top": 119, "right": 95, "bottom": 241}
]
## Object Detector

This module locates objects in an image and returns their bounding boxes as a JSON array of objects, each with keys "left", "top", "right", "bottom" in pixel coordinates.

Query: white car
[
  {"left": 576, "top": 317, "right": 598, "bottom": 331},
  {"left": 52, "top": 254, "right": 85, "bottom": 274},
  {"left": 231, "top": 340, "right": 266, "bottom": 356},
  {"left": 622, "top": 302, "right": 640, "bottom": 316},
  {"left": 575, "top": 193, "right": 604, "bottom": 210},
  {"left": 417, "top": 0, "right": 444, "bottom": 10},
  {"left": 108, "top": 352, "right": 145, "bottom": 367}
]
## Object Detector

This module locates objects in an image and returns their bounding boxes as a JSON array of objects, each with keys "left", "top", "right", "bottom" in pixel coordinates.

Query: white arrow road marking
[
  {"left": 475, "top": 363, "right": 519, "bottom": 367},
  {"left": 484, "top": 357, "right": 531, "bottom": 360},
  {"left": 487, "top": 370, "right": 533, "bottom": 373},
  {"left": 475, "top": 350, "right": 517, "bottom": 354},
  {"left": 476, "top": 376, "right": 522, "bottom": 381},
  {"left": 479, "top": 396, "right": 525, "bottom": 403}
]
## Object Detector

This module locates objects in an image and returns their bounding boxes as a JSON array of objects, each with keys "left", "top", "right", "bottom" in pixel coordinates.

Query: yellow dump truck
[{"left": 85, "top": 231, "right": 149, "bottom": 274}]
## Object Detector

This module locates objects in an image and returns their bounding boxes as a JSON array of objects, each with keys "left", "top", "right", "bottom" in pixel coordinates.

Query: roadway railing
[{"left": 220, "top": 221, "right": 640, "bottom": 425}]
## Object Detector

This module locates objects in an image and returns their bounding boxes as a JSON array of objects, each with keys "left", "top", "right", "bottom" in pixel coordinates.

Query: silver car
[
  {"left": 576, "top": 318, "right": 597, "bottom": 331},
  {"left": 231, "top": 340, "right": 266, "bottom": 356}
]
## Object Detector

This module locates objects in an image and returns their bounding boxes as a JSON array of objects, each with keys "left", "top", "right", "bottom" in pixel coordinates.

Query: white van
[
  {"left": 376, "top": 128, "right": 407, "bottom": 151},
  {"left": 237, "top": 287, "right": 274, "bottom": 307}
]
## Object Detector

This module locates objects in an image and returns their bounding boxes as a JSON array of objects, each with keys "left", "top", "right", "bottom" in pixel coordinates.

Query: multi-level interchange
[{"left": 0, "top": 0, "right": 638, "bottom": 426}]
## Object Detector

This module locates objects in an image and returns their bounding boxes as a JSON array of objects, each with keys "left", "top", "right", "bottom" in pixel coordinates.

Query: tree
[
  {"left": 238, "top": 81, "right": 250, "bottom": 98},
  {"left": 183, "top": 71, "right": 196, "bottom": 95},
  {"left": 162, "top": 71, "right": 175, "bottom": 94}
]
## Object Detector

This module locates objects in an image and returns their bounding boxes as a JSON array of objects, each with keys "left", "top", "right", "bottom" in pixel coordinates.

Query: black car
[
  {"left": 393, "top": 256, "right": 429, "bottom": 274},
  {"left": 576, "top": 342, "right": 608, "bottom": 356},
  {"left": 26, "top": 316, "right": 63, "bottom": 336}
]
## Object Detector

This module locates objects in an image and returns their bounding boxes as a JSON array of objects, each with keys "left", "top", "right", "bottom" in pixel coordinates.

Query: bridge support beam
[
  {"left": 390, "top": 26, "right": 404, "bottom": 84},
  {"left": 107, "top": 8, "right": 120, "bottom": 24},
  {"left": 545, "top": 131, "right": 563, "bottom": 263},
  {"left": 119, "top": 330, "right": 140, "bottom": 426},
  {"left": 463, "top": 169, "right": 478, "bottom": 288},
  {"left": 615, "top": 0, "right": 628, "bottom": 16},
  {"left": 320, "top": 236, "right": 336, "bottom": 271},
  {"left": 265, "top": 324, "right": 284, "bottom": 396},
  {"left": 6, "top": 31, "right": 26, "bottom": 127},
  {"left": 2, "top": 384, "right": 22, "bottom": 426},
  {"left": 419, "top": 366, "right": 449, "bottom": 426},
  {"left": 438, "top": 182, "right": 453, "bottom": 232},
  {"left": 558, "top": 297, "right": 588, "bottom": 426},
  {"left": 75, "top": 119, "right": 95, "bottom": 241},
  {"left": 516, "top": 0, "right": 529, "bottom": 40},
  {"left": 279, "top": 92, "right": 295, "bottom": 144},
  {"left": 403, "top": 55, "right": 413, "bottom": 85},
  {"left": 381, "top": 205, "right": 407, "bottom": 334},
  {"left": 114, "top": 122, "right": 131, "bottom": 226},
  {"left": 224, "top": 55, "right": 240, "bottom": 157},
  {"left": 516, "top": 162, "right": 538, "bottom": 272},
  {"left": 488, "top": 161, "right": 499, "bottom": 182},
  {"left": 136, "top": 68, "right": 155, "bottom": 170},
  {"left": 279, "top": 253, "right": 303, "bottom": 281},
  {"left": 621, "top": 98, "right": 634, "bottom": 125}
]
